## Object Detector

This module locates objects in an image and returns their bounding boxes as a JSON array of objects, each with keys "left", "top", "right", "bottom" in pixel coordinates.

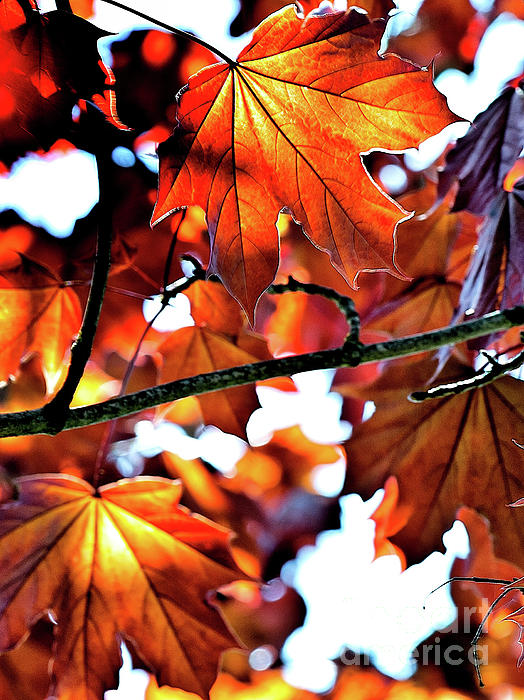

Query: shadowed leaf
[{"left": 343, "top": 358, "right": 524, "bottom": 568}]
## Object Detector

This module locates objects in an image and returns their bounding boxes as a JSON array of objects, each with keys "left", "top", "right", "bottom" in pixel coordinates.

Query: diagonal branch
[{"left": 0, "top": 304, "right": 522, "bottom": 438}]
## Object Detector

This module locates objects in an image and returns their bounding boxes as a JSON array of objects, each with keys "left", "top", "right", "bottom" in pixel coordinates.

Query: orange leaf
[
  {"left": 153, "top": 8, "right": 458, "bottom": 318},
  {"left": 0, "top": 257, "right": 81, "bottom": 392},
  {"left": 185, "top": 280, "right": 246, "bottom": 335},
  {"left": 159, "top": 326, "right": 268, "bottom": 438},
  {"left": 343, "top": 358, "right": 524, "bottom": 568},
  {"left": 0, "top": 475, "right": 245, "bottom": 699},
  {"left": 147, "top": 669, "right": 318, "bottom": 700},
  {"left": 364, "top": 181, "right": 478, "bottom": 340},
  {"left": 369, "top": 475, "right": 411, "bottom": 569},
  {"left": 265, "top": 292, "right": 348, "bottom": 356}
]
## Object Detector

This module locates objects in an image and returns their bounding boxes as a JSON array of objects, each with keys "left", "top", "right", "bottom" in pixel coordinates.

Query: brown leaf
[{"left": 343, "top": 358, "right": 524, "bottom": 568}]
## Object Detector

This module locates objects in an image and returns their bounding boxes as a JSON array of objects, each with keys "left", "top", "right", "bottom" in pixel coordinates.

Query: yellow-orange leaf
[
  {"left": 159, "top": 327, "right": 269, "bottom": 438},
  {"left": 153, "top": 7, "right": 458, "bottom": 318},
  {"left": 0, "top": 258, "right": 81, "bottom": 392},
  {"left": 0, "top": 475, "right": 245, "bottom": 700}
]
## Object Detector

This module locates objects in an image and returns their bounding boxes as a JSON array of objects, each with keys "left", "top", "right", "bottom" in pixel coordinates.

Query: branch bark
[{"left": 0, "top": 304, "right": 522, "bottom": 438}]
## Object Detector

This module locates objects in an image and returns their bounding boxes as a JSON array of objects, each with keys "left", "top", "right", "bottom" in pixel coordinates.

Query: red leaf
[{"left": 0, "top": 257, "right": 82, "bottom": 392}]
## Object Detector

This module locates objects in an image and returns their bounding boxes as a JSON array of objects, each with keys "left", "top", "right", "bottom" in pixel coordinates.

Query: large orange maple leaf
[
  {"left": 152, "top": 7, "right": 458, "bottom": 318},
  {"left": 0, "top": 475, "right": 245, "bottom": 700}
]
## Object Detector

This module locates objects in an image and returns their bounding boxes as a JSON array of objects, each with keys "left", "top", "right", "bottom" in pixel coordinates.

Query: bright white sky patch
[
  {"left": 282, "top": 493, "right": 470, "bottom": 690},
  {"left": 104, "top": 644, "right": 149, "bottom": 699},
  {"left": 248, "top": 369, "right": 351, "bottom": 446},
  {"left": 0, "top": 149, "right": 99, "bottom": 237},
  {"left": 436, "top": 13, "right": 524, "bottom": 122},
  {"left": 143, "top": 291, "right": 195, "bottom": 332}
]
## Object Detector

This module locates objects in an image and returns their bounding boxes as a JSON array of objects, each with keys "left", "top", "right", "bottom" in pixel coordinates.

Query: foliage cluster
[{"left": 0, "top": 0, "right": 523, "bottom": 698}]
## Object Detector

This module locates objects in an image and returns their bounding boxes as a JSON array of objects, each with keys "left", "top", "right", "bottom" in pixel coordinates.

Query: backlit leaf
[
  {"left": 369, "top": 475, "right": 410, "bottom": 568},
  {"left": 0, "top": 7, "right": 125, "bottom": 165},
  {"left": 153, "top": 7, "right": 457, "bottom": 318},
  {"left": 159, "top": 327, "right": 269, "bottom": 438},
  {"left": 0, "top": 475, "right": 244, "bottom": 699},
  {"left": 0, "top": 257, "right": 82, "bottom": 392}
]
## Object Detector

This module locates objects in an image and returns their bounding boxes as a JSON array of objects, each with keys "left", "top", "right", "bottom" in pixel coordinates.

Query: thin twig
[
  {"left": 424, "top": 574, "right": 524, "bottom": 687},
  {"left": 268, "top": 276, "right": 361, "bottom": 343},
  {"left": 92, "top": 214, "right": 198, "bottom": 485},
  {"left": 41, "top": 150, "right": 113, "bottom": 431},
  {"left": 97, "top": 0, "right": 235, "bottom": 65},
  {"left": 409, "top": 346, "right": 524, "bottom": 402}
]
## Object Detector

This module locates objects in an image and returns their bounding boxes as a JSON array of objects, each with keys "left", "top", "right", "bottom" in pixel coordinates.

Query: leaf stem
[
  {"left": 97, "top": 0, "right": 236, "bottom": 65},
  {"left": 1, "top": 304, "right": 522, "bottom": 438},
  {"left": 42, "top": 150, "right": 113, "bottom": 429}
]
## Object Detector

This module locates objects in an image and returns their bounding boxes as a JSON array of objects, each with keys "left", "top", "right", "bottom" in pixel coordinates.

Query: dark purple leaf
[
  {"left": 438, "top": 177, "right": 524, "bottom": 355},
  {"left": 438, "top": 80, "right": 524, "bottom": 215}
]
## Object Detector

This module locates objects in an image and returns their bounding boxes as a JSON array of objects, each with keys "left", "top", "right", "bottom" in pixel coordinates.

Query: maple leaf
[
  {"left": 265, "top": 291, "right": 348, "bottom": 355},
  {"left": 159, "top": 326, "right": 270, "bottom": 438},
  {"left": 184, "top": 280, "right": 246, "bottom": 336},
  {"left": 343, "top": 358, "right": 524, "bottom": 568},
  {"left": 0, "top": 256, "right": 82, "bottom": 392},
  {"left": 387, "top": 0, "right": 476, "bottom": 70},
  {"left": 0, "top": 475, "right": 245, "bottom": 700},
  {"left": 152, "top": 7, "right": 457, "bottom": 319},
  {"left": 450, "top": 508, "right": 524, "bottom": 681},
  {"left": 451, "top": 506, "right": 524, "bottom": 612},
  {"left": 363, "top": 181, "right": 478, "bottom": 341}
]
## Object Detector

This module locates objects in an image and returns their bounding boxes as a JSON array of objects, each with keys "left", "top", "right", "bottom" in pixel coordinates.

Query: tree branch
[
  {"left": 41, "top": 150, "right": 113, "bottom": 429},
  {"left": 0, "top": 305, "right": 522, "bottom": 438}
]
